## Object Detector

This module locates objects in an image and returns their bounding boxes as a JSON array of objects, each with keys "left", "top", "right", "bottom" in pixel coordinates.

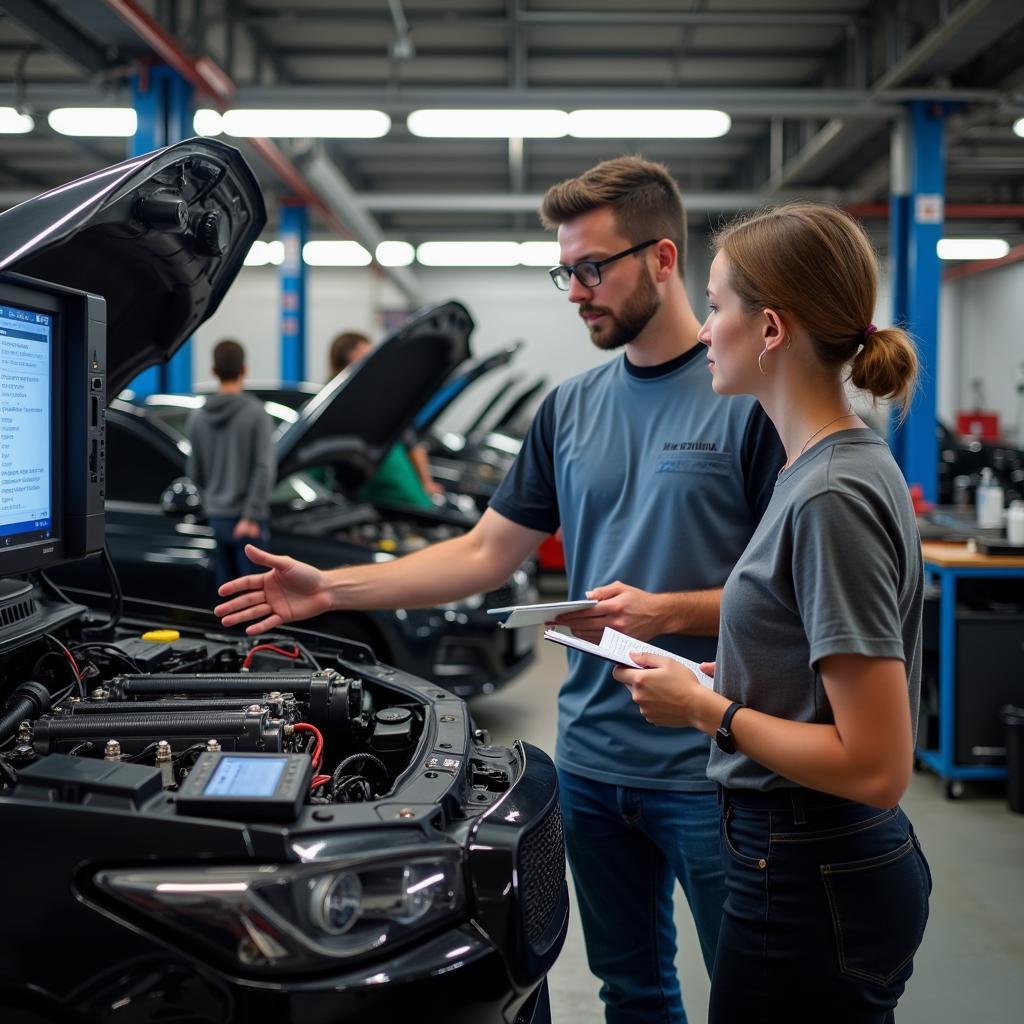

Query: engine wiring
[
  {"left": 242, "top": 643, "right": 300, "bottom": 670},
  {"left": 44, "top": 635, "right": 83, "bottom": 696},
  {"left": 292, "top": 722, "right": 324, "bottom": 769},
  {"left": 330, "top": 752, "right": 389, "bottom": 803},
  {"left": 242, "top": 640, "right": 322, "bottom": 671},
  {"left": 68, "top": 643, "right": 141, "bottom": 674}
]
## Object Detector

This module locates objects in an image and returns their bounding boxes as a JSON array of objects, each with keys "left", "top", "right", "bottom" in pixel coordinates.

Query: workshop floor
[{"left": 470, "top": 633, "right": 1024, "bottom": 1024}]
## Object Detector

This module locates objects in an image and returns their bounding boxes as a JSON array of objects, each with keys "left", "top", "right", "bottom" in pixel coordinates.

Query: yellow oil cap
[
  {"left": 141, "top": 629, "right": 180, "bottom": 643},
  {"left": 377, "top": 538, "right": 398, "bottom": 552}
]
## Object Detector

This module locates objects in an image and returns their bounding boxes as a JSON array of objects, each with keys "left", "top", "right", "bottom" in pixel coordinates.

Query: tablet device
[{"left": 487, "top": 599, "right": 598, "bottom": 629}]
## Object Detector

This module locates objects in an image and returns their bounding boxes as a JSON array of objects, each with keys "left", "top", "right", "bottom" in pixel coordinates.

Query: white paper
[
  {"left": 544, "top": 626, "right": 715, "bottom": 689},
  {"left": 487, "top": 599, "right": 597, "bottom": 629}
]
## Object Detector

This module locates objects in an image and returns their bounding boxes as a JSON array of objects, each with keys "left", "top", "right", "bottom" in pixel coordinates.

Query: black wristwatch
[{"left": 715, "top": 701, "right": 745, "bottom": 754}]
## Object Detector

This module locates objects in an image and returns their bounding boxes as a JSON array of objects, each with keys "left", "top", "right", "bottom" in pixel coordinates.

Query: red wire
[
  {"left": 310, "top": 774, "right": 332, "bottom": 789},
  {"left": 292, "top": 722, "right": 324, "bottom": 769},
  {"left": 47, "top": 634, "right": 82, "bottom": 684},
  {"left": 242, "top": 643, "right": 300, "bottom": 670}
]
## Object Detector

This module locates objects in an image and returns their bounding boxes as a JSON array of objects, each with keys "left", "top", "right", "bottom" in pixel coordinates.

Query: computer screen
[
  {"left": 0, "top": 301, "right": 53, "bottom": 550},
  {"left": 0, "top": 271, "right": 105, "bottom": 578},
  {"left": 204, "top": 756, "right": 287, "bottom": 798}
]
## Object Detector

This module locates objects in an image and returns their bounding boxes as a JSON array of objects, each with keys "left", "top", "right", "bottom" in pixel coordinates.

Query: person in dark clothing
[{"left": 186, "top": 339, "right": 275, "bottom": 591}]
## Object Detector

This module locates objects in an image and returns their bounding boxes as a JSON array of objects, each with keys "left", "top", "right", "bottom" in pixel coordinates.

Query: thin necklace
[{"left": 781, "top": 411, "right": 857, "bottom": 473}]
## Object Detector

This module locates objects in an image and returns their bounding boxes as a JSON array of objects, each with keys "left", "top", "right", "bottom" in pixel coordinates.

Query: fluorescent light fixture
[
  {"left": 937, "top": 238, "right": 1010, "bottom": 261},
  {"left": 417, "top": 241, "right": 522, "bottom": 267},
  {"left": 220, "top": 109, "right": 390, "bottom": 138},
  {"left": 193, "top": 109, "right": 223, "bottom": 136},
  {"left": 518, "top": 241, "right": 562, "bottom": 266},
  {"left": 375, "top": 241, "right": 415, "bottom": 267},
  {"left": 407, "top": 109, "right": 568, "bottom": 138},
  {"left": 1014, "top": 117, "right": 1024, "bottom": 138},
  {"left": 0, "top": 107, "right": 34, "bottom": 133},
  {"left": 302, "top": 240, "right": 372, "bottom": 266},
  {"left": 568, "top": 109, "right": 731, "bottom": 138},
  {"left": 244, "top": 240, "right": 285, "bottom": 267},
  {"left": 48, "top": 107, "right": 137, "bottom": 137}
]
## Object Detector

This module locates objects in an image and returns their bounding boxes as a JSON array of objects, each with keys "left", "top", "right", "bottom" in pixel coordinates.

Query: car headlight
[{"left": 93, "top": 850, "right": 464, "bottom": 972}]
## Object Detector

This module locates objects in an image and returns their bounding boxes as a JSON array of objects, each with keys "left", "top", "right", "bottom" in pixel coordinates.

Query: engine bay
[{"left": 0, "top": 590, "right": 515, "bottom": 826}]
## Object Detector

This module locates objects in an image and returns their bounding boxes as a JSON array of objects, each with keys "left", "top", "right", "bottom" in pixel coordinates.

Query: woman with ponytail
[{"left": 614, "top": 203, "right": 930, "bottom": 1022}]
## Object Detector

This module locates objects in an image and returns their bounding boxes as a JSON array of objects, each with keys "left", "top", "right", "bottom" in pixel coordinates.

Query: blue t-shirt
[{"left": 490, "top": 344, "right": 784, "bottom": 790}]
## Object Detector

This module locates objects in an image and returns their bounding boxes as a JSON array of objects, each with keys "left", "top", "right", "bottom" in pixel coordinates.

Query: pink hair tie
[{"left": 863, "top": 324, "right": 878, "bottom": 340}]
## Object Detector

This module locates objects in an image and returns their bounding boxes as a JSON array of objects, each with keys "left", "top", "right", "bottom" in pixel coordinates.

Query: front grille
[{"left": 517, "top": 802, "right": 566, "bottom": 951}]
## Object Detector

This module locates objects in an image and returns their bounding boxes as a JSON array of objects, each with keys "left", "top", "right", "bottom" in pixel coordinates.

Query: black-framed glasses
[{"left": 548, "top": 239, "right": 658, "bottom": 291}]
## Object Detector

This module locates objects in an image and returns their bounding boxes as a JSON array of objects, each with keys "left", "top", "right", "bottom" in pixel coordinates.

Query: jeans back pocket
[{"left": 821, "top": 838, "right": 930, "bottom": 987}]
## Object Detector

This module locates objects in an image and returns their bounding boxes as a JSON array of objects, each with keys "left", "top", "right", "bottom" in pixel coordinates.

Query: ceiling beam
[
  {"left": 515, "top": 9, "right": 860, "bottom": 29},
  {"left": 0, "top": 82, "right": 1013, "bottom": 121},
  {"left": 0, "top": 0, "right": 110, "bottom": 75},
  {"left": 770, "top": 0, "right": 1024, "bottom": 192},
  {"left": 358, "top": 190, "right": 842, "bottom": 214},
  {"left": 240, "top": 7, "right": 861, "bottom": 29}
]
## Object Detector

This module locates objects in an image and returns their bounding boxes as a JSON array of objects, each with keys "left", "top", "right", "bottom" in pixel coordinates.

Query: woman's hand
[{"left": 613, "top": 654, "right": 714, "bottom": 728}]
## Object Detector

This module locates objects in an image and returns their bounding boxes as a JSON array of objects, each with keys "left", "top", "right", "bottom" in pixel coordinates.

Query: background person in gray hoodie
[{"left": 186, "top": 339, "right": 275, "bottom": 591}]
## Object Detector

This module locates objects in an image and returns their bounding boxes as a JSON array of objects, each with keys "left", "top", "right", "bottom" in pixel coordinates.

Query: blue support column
[
  {"left": 128, "top": 66, "right": 195, "bottom": 397},
  {"left": 279, "top": 205, "right": 308, "bottom": 385},
  {"left": 888, "top": 102, "right": 946, "bottom": 502}
]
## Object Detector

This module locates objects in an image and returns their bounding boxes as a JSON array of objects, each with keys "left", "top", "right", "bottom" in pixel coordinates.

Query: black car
[
  {"left": 0, "top": 139, "right": 567, "bottom": 1023},
  {"left": 417, "top": 349, "right": 531, "bottom": 510},
  {"left": 53, "top": 307, "right": 538, "bottom": 699}
]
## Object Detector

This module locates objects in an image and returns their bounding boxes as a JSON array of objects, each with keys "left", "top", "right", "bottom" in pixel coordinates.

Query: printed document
[{"left": 545, "top": 627, "right": 715, "bottom": 688}]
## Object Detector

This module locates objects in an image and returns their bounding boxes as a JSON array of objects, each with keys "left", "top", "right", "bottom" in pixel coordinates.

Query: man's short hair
[
  {"left": 539, "top": 155, "right": 688, "bottom": 276},
  {"left": 212, "top": 339, "right": 245, "bottom": 381},
  {"left": 329, "top": 330, "right": 372, "bottom": 375}
]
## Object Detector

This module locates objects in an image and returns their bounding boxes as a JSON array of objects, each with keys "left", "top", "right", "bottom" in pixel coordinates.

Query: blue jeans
[
  {"left": 208, "top": 518, "right": 268, "bottom": 593},
  {"left": 711, "top": 788, "right": 932, "bottom": 1024},
  {"left": 557, "top": 769, "right": 727, "bottom": 1024}
]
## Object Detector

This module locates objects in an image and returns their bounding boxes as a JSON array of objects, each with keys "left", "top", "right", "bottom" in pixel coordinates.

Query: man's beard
[{"left": 581, "top": 269, "right": 661, "bottom": 350}]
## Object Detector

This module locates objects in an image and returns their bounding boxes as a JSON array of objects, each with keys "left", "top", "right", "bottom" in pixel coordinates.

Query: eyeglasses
[{"left": 548, "top": 239, "right": 658, "bottom": 291}]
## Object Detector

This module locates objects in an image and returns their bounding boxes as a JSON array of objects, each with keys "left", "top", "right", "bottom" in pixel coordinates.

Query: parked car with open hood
[
  {"left": 0, "top": 139, "right": 566, "bottom": 1024},
  {"left": 55, "top": 300, "right": 538, "bottom": 698}
]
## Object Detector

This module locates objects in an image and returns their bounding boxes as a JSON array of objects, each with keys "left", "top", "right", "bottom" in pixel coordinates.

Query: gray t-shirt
[
  {"left": 707, "top": 428, "right": 923, "bottom": 791},
  {"left": 491, "top": 346, "right": 785, "bottom": 790}
]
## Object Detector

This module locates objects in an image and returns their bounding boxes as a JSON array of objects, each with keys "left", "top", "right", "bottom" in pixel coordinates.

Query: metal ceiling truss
[{"left": 0, "top": 1, "right": 1021, "bottom": 238}]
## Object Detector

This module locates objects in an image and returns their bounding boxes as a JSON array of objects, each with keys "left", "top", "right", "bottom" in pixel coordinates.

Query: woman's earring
[{"left": 757, "top": 345, "right": 769, "bottom": 376}]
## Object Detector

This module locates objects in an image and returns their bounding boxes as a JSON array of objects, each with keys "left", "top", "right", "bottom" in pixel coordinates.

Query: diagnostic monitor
[
  {"left": 176, "top": 751, "right": 313, "bottom": 821},
  {"left": 0, "top": 272, "right": 105, "bottom": 576}
]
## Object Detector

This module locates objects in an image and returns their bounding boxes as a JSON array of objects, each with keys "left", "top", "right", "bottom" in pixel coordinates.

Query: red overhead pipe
[
  {"left": 102, "top": 0, "right": 355, "bottom": 241},
  {"left": 103, "top": 0, "right": 234, "bottom": 106}
]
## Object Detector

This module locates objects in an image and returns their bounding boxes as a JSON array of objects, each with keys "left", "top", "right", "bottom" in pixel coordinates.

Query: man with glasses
[{"left": 215, "top": 156, "right": 783, "bottom": 1024}]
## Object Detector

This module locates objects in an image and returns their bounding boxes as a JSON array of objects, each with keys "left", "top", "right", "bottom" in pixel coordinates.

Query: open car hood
[
  {"left": 413, "top": 341, "right": 523, "bottom": 434},
  {"left": 0, "top": 138, "right": 266, "bottom": 396},
  {"left": 276, "top": 301, "right": 474, "bottom": 487}
]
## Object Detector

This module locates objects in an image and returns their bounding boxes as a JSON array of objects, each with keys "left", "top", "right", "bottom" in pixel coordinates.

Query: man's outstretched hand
[{"left": 215, "top": 545, "right": 333, "bottom": 635}]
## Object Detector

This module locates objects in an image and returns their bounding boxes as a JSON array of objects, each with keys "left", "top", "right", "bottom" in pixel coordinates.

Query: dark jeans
[
  {"left": 711, "top": 787, "right": 932, "bottom": 1024},
  {"left": 557, "top": 768, "right": 727, "bottom": 1024},
  {"left": 208, "top": 517, "right": 268, "bottom": 593}
]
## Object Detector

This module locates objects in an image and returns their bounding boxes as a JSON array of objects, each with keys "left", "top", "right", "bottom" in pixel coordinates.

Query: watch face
[{"left": 715, "top": 727, "right": 736, "bottom": 755}]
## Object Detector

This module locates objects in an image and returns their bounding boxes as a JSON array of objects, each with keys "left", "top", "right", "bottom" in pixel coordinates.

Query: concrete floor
[{"left": 470, "top": 634, "right": 1024, "bottom": 1024}]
